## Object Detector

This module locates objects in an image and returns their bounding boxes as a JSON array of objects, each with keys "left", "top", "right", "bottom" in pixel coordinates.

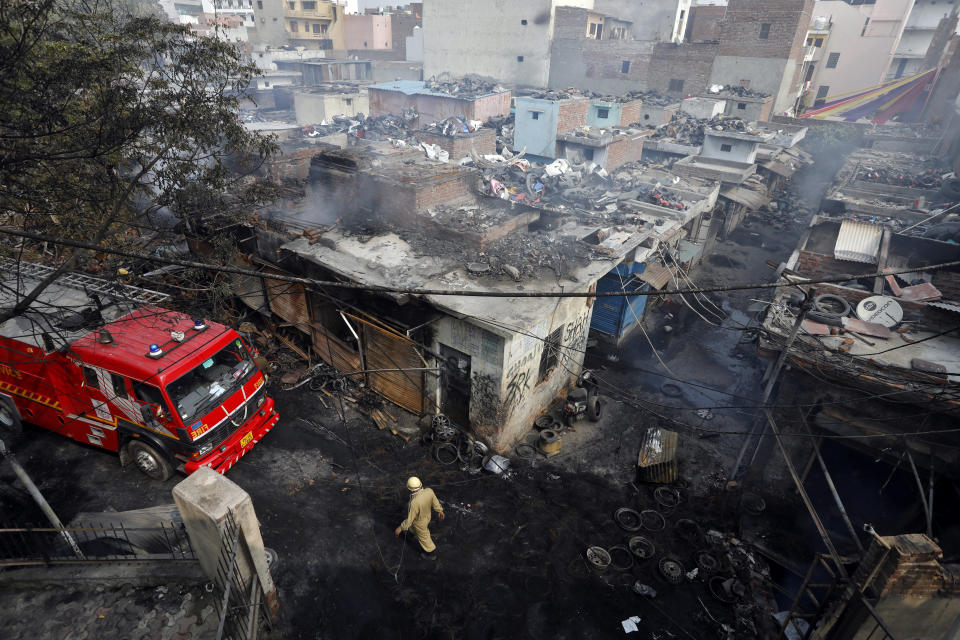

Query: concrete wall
[
  {"left": 594, "top": 0, "right": 692, "bottom": 42},
  {"left": 406, "top": 25, "right": 423, "bottom": 62},
  {"left": 560, "top": 133, "right": 646, "bottom": 170},
  {"left": 588, "top": 100, "right": 622, "bottom": 127},
  {"left": 423, "top": 0, "right": 595, "bottom": 87},
  {"left": 638, "top": 101, "right": 680, "bottom": 125},
  {"left": 370, "top": 60, "right": 423, "bottom": 82},
  {"left": 702, "top": 133, "right": 760, "bottom": 163},
  {"left": 722, "top": 96, "right": 773, "bottom": 122},
  {"left": 809, "top": 0, "right": 911, "bottom": 99},
  {"left": 251, "top": 0, "right": 288, "bottom": 45},
  {"left": 294, "top": 91, "right": 369, "bottom": 124},
  {"left": 681, "top": 97, "right": 726, "bottom": 119},
  {"left": 344, "top": 14, "right": 392, "bottom": 49},
  {"left": 430, "top": 316, "right": 507, "bottom": 437},
  {"left": 496, "top": 295, "right": 594, "bottom": 447},
  {"left": 514, "top": 98, "right": 561, "bottom": 157}
]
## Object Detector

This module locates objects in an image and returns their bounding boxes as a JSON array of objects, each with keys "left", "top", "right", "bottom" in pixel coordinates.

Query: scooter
[{"left": 562, "top": 370, "right": 603, "bottom": 427}]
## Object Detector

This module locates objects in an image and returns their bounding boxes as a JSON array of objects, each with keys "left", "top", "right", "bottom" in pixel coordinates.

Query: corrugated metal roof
[
  {"left": 638, "top": 262, "right": 678, "bottom": 290},
  {"left": 719, "top": 185, "right": 769, "bottom": 210},
  {"left": 834, "top": 220, "right": 882, "bottom": 263},
  {"left": 760, "top": 159, "right": 797, "bottom": 177}
]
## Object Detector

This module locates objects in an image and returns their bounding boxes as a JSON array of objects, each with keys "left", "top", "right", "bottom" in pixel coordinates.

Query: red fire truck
[{"left": 0, "top": 260, "right": 279, "bottom": 480}]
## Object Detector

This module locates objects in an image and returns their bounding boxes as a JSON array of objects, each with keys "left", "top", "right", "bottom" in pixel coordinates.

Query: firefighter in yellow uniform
[{"left": 394, "top": 476, "right": 445, "bottom": 560}]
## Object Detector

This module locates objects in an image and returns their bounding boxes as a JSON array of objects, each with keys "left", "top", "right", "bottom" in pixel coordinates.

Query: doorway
[{"left": 438, "top": 344, "right": 471, "bottom": 428}]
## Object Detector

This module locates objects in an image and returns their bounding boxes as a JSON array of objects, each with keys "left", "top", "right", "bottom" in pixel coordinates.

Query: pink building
[{"left": 344, "top": 14, "right": 392, "bottom": 50}]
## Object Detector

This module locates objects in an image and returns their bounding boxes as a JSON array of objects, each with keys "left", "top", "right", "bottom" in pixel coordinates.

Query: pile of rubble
[
  {"left": 708, "top": 84, "right": 771, "bottom": 99},
  {"left": 423, "top": 115, "right": 485, "bottom": 136},
  {"left": 424, "top": 74, "right": 504, "bottom": 97},
  {"left": 467, "top": 150, "right": 694, "bottom": 216},
  {"left": 651, "top": 113, "right": 749, "bottom": 145},
  {"left": 856, "top": 167, "right": 942, "bottom": 189}
]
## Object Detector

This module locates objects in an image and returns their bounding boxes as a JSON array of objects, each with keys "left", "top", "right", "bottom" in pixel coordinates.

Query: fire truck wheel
[{"left": 128, "top": 441, "right": 173, "bottom": 481}]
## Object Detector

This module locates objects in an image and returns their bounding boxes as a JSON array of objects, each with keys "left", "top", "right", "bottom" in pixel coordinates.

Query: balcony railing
[{"left": 284, "top": 6, "right": 335, "bottom": 19}]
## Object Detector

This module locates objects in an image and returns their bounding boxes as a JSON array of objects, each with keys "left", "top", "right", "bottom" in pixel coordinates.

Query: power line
[{"left": 5, "top": 226, "right": 960, "bottom": 299}]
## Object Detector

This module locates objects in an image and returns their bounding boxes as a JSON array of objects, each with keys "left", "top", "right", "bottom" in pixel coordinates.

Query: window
[
  {"left": 597, "top": 107, "right": 610, "bottom": 119},
  {"left": 133, "top": 382, "right": 166, "bottom": 409},
  {"left": 759, "top": 23, "right": 771, "bottom": 39},
  {"left": 816, "top": 85, "right": 830, "bottom": 99},
  {"left": 737, "top": 102, "right": 746, "bottom": 110},
  {"left": 583, "top": 149, "right": 595, "bottom": 161},
  {"left": 521, "top": 19, "right": 528, "bottom": 25},
  {"left": 668, "top": 78, "right": 684, "bottom": 92},
  {"left": 621, "top": 60, "right": 630, "bottom": 74},
  {"left": 589, "top": 23, "right": 597, "bottom": 35},
  {"left": 290, "top": 20, "right": 298, "bottom": 32},
  {"left": 111, "top": 373, "right": 128, "bottom": 399},
  {"left": 321, "top": 23, "right": 328, "bottom": 33},
  {"left": 720, "top": 143, "right": 733, "bottom": 152},
  {"left": 517, "top": 55, "right": 524, "bottom": 62},
  {"left": 167, "top": 340, "right": 255, "bottom": 425},
  {"left": 302, "top": 0, "right": 316, "bottom": 8},
  {"left": 814, "top": 38, "right": 823, "bottom": 47},
  {"left": 257, "top": 0, "right": 262, "bottom": 7},
  {"left": 264, "top": 81, "right": 270, "bottom": 87},
  {"left": 538, "top": 327, "right": 564, "bottom": 381},
  {"left": 312, "top": 23, "right": 321, "bottom": 33},
  {"left": 530, "top": 110, "right": 540, "bottom": 120},
  {"left": 345, "top": 98, "right": 352, "bottom": 105},
  {"left": 272, "top": 17, "right": 277, "bottom": 22},
  {"left": 82, "top": 367, "right": 99, "bottom": 389},
  {"left": 894, "top": 58, "right": 908, "bottom": 78},
  {"left": 826, "top": 52, "right": 840, "bottom": 68},
  {"left": 806, "top": 37, "right": 812, "bottom": 45},
  {"left": 287, "top": 1, "right": 295, "bottom": 9},
  {"left": 363, "top": 41, "right": 368, "bottom": 46}
]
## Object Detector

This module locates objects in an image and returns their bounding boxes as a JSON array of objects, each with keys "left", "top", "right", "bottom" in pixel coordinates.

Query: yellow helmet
[{"left": 406, "top": 476, "right": 422, "bottom": 491}]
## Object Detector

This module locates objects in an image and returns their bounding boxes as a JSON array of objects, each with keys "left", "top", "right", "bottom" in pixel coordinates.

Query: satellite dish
[{"left": 856, "top": 295, "right": 903, "bottom": 328}]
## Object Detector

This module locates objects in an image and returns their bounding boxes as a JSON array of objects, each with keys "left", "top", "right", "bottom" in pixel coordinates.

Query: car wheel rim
[
  {"left": 0, "top": 406, "right": 13, "bottom": 427},
  {"left": 136, "top": 450, "right": 160, "bottom": 474}
]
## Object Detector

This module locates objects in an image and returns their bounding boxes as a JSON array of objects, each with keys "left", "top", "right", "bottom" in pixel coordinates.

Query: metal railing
[
  {"left": 0, "top": 521, "right": 195, "bottom": 566},
  {"left": 213, "top": 511, "right": 272, "bottom": 640}
]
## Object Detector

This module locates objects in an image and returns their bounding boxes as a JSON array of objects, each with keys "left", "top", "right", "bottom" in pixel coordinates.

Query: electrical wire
[{"left": 6, "top": 226, "right": 960, "bottom": 299}]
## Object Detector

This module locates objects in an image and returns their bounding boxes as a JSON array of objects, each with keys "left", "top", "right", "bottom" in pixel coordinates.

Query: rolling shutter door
[
  {"left": 263, "top": 268, "right": 311, "bottom": 335},
  {"left": 355, "top": 319, "right": 425, "bottom": 414}
]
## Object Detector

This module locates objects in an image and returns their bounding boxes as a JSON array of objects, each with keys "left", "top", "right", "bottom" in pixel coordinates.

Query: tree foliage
[{"left": 0, "top": 0, "right": 277, "bottom": 321}]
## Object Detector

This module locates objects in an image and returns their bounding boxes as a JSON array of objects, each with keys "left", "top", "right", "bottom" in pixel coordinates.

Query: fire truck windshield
[{"left": 166, "top": 339, "right": 255, "bottom": 425}]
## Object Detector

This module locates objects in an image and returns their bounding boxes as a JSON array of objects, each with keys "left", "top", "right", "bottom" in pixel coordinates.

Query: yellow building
[{"left": 283, "top": 0, "right": 345, "bottom": 50}]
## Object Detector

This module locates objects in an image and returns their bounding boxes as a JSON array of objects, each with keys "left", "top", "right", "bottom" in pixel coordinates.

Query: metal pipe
[
  {"left": 799, "top": 409, "right": 865, "bottom": 554},
  {"left": 905, "top": 449, "right": 932, "bottom": 538},
  {"left": 0, "top": 439, "right": 84, "bottom": 559},
  {"left": 766, "top": 409, "right": 847, "bottom": 579},
  {"left": 730, "top": 294, "right": 811, "bottom": 479}
]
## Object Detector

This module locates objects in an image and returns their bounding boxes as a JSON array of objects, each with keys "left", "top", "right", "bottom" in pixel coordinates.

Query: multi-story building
[
  {"left": 889, "top": 0, "right": 958, "bottom": 80},
  {"left": 251, "top": 0, "right": 346, "bottom": 49}
]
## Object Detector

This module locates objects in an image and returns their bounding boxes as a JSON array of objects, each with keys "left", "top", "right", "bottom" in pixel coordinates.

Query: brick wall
[
  {"left": 368, "top": 87, "right": 417, "bottom": 119},
  {"left": 416, "top": 128, "right": 496, "bottom": 159},
  {"left": 556, "top": 98, "right": 590, "bottom": 134},
  {"left": 718, "top": 0, "right": 813, "bottom": 61},
  {"left": 391, "top": 14, "right": 420, "bottom": 60},
  {"left": 620, "top": 99, "right": 644, "bottom": 127},
  {"left": 648, "top": 43, "right": 718, "bottom": 97},
  {"left": 263, "top": 148, "right": 316, "bottom": 182},
  {"left": 605, "top": 134, "right": 646, "bottom": 171},
  {"left": 932, "top": 271, "right": 960, "bottom": 301},
  {"left": 854, "top": 534, "right": 946, "bottom": 598},
  {"left": 413, "top": 171, "right": 476, "bottom": 211},
  {"left": 795, "top": 251, "right": 876, "bottom": 280},
  {"left": 686, "top": 5, "right": 725, "bottom": 42}
]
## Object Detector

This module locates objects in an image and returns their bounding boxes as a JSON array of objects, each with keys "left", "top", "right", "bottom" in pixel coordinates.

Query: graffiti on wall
[
  {"left": 504, "top": 369, "right": 531, "bottom": 412},
  {"left": 564, "top": 311, "right": 590, "bottom": 353}
]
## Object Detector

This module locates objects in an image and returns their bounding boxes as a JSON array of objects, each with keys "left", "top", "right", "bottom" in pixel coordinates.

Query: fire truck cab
[{"left": 0, "top": 260, "right": 279, "bottom": 480}]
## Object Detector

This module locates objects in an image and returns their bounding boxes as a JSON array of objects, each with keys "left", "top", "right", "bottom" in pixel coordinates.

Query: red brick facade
[
  {"left": 416, "top": 128, "right": 496, "bottom": 159},
  {"left": 605, "top": 134, "right": 646, "bottom": 171},
  {"left": 557, "top": 98, "right": 590, "bottom": 134},
  {"left": 620, "top": 99, "right": 644, "bottom": 127}
]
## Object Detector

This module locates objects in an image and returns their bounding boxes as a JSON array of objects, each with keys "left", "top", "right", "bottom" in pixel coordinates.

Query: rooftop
[{"left": 369, "top": 79, "right": 508, "bottom": 100}]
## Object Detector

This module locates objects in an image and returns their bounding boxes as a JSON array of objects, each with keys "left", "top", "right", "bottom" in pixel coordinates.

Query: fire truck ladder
[{"left": 1, "top": 258, "right": 170, "bottom": 306}]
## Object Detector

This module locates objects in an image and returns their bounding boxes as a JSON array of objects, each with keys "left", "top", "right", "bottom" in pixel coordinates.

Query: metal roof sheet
[
  {"left": 834, "top": 220, "right": 883, "bottom": 263},
  {"left": 719, "top": 185, "right": 769, "bottom": 210},
  {"left": 760, "top": 159, "right": 797, "bottom": 177},
  {"left": 637, "top": 262, "right": 677, "bottom": 290}
]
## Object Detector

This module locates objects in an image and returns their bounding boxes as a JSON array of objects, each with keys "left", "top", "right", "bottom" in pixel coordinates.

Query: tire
[
  {"left": 127, "top": 441, "right": 173, "bottom": 481},
  {"left": 587, "top": 395, "right": 602, "bottom": 422},
  {"left": 812, "top": 294, "right": 850, "bottom": 318}
]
